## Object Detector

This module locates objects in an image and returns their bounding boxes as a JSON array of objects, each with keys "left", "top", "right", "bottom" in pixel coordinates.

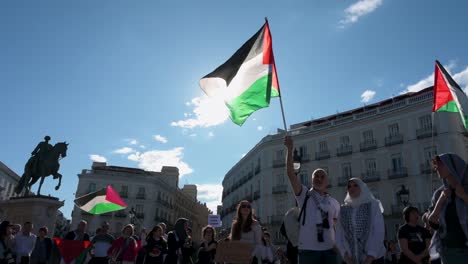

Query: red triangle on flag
[{"left": 105, "top": 185, "right": 127, "bottom": 207}]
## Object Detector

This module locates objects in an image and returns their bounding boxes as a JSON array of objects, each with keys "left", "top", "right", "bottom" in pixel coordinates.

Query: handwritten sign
[
  {"left": 207, "top": 214, "right": 222, "bottom": 227},
  {"left": 215, "top": 241, "right": 254, "bottom": 263}
]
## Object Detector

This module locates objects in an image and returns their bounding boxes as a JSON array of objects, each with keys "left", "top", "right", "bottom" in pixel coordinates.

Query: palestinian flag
[
  {"left": 199, "top": 21, "right": 280, "bottom": 126},
  {"left": 74, "top": 185, "right": 127, "bottom": 214},
  {"left": 433, "top": 60, "right": 468, "bottom": 130},
  {"left": 53, "top": 238, "right": 91, "bottom": 264}
]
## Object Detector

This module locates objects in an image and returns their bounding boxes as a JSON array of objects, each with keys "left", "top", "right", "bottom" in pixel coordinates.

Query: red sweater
[{"left": 107, "top": 237, "right": 137, "bottom": 261}]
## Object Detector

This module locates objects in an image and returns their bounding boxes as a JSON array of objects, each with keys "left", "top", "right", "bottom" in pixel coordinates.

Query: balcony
[
  {"left": 388, "top": 167, "right": 408, "bottom": 179},
  {"left": 253, "top": 190, "right": 260, "bottom": 200},
  {"left": 338, "top": 176, "right": 351, "bottom": 186},
  {"left": 360, "top": 139, "right": 377, "bottom": 152},
  {"left": 416, "top": 127, "right": 437, "bottom": 139},
  {"left": 115, "top": 211, "right": 127, "bottom": 218},
  {"left": 269, "top": 215, "right": 283, "bottom": 225},
  {"left": 136, "top": 193, "right": 146, "bottom": 200},
  {"left": 136, "top": 213, "right": 145, "bottom": 218},
  {"left": 119, "top": 192, "right": 128, "bottom": 198},
  {"left": 272, "top": 184, "right": 288, "bottom": 194},
  {"left": 385, "top": 134, "right": 404, "bottom": 146},
  {"left": 273, "top": 159, "right": 285, "bottom": 168},
  {"left": 315, "top": 150, "right": 331, "bottom": 160},
  {"left": 336, "top": 145, "right": 353, "bottom": 157},
  {"left": 420, "top": 163, "right": 433, "bottom": 174},
  {"left": 361, "top": 171, "right": 381, "bottom": 183}
]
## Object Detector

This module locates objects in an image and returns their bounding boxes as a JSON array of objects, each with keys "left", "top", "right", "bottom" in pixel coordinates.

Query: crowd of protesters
[{"left": 1, "top": 136, "right": 467, "bottom": 264}]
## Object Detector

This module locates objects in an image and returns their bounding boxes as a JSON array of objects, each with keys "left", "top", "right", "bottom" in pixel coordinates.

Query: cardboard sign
[
  {"left": 215, "top": 241, "right": 254, "bottom": 263},
  {"left": 207, "top": 214, "right": 222, "bottom": 227}
]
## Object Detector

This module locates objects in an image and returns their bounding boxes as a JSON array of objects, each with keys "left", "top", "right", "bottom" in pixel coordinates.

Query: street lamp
[
  {"left": 397, "top": 185, "right": 410, "bottom": 206},
  {"left": 293, "top": 148, "right": 302, "bottom": 175}
]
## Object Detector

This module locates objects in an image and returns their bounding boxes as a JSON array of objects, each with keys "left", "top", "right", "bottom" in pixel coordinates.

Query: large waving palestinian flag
[
  {"left": 199, "top": 21, "right": 280, "bottom": 126},
  {"left": 433, "top": 60, "right": 468, "bottom": 131},
  {"left": 74, "top": 185, "right": 127, "bottom": 214}
]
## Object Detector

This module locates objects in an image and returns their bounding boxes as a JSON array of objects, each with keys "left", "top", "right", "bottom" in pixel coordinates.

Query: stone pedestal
[{"left": 0, "top": 195, "right": 64, "bottom": 235}]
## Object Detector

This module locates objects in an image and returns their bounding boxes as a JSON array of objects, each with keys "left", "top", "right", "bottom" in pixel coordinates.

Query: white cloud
[
  {"left": 189, "top": 134, "right": 197, "bottom": 137},
  {"left": 241, "top": 153, "right": 246, "bottom": 158},
  {"left": 257, "top": 126, "right": 263, "bottom": 131},
  {"left": 208, "top": 132, "right": 214, "bottom": 137},
  {"left": 196, "top": 184, "right": 223, "bottom": 213},
  {"left": 171, "top": 95, "right": 230, "bottom": 129},
  {"left": 89, "top": 154, "right": 107, "bottom": 162},
  {"left": 113, "top": 147, "right": 134, "bottom": 154},
  {"left": 129, "top": 139, "right": 138, "bottom": 145},
  {"left": 140, "top": 145, "right": 146, "bottom": 149},
  {"left": 340, "top": 0, "right": 383, "bottom": 26},
  {"left": 360, "top": 90, "right": 376, "bottom": 103},
  {"left": 402, "top": 62, "right": 468, "bottom": 94},
  {"left": 127, "top": 147, "right": 193, "bottom": 177},
  {"left": 154, "top": 135, "right": 168, "bottom": 143}
]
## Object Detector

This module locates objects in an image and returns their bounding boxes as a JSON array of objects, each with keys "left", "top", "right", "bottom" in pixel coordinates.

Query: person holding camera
[
  {"left": 284, "top": 136, "right": 340, "bottom": 264},
  {"left": 335, "top": 178, "right": 386, "bottom": 264}
]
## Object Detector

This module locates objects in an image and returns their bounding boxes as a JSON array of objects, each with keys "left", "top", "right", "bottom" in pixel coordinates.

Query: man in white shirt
[
  {"left": 284, "top": 136, "right": 340, "bottom": 264},
  {"left": 90, "top": 222, "right": 115, "bottom": 264},
  {"left": 13, "top": 221, "right": 36, "bottom": 264}
]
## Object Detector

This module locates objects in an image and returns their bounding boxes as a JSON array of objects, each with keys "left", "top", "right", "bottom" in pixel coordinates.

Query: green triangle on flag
[{"left": 433, "top": 60, "right": 468, "bottom": 131}]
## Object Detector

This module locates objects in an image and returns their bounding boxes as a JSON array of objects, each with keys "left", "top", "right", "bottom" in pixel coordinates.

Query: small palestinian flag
[
  {"left": 433, "top": 60, "right": 468, "bottom": 130},
  {"left": 200, "top": 21, "right": 280, "bottom": 126},
  {"left": 74, "top": 185, "right": 127, "bottom": 214}
]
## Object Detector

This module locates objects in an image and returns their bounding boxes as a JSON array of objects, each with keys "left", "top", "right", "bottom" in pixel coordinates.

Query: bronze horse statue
[{"left": 15, "top": 142, "right": 69, "bottom": 196}]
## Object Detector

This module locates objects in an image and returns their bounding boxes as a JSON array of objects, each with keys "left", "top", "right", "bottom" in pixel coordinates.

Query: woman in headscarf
[
  {"left": 165, "top": 218, "right": 189, "bottom": 264},
  {"left": 428, "top": 153, "right": 468, "bottom": 263},
  {"left": 336, "top": 178, "right": 386, "bottom": 264}
]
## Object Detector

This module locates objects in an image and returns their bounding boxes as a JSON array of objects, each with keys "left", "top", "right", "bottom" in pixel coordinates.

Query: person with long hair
[
  {"left": 428, "top": 154, "right": 468, "bottom": 263},
  {"left": 137, "top": 225, "right": 167, "bottom": 264},
  {"left": 196, "top": 226, "right": 217, "bottom": 264},
  {"left": 165, "top": 218, "right": 189, "bottom": 264},
  {"left": 336, "top": 178, "right": 386, "bottom": 264},
  {"left": 0, "top": 221, "right": 16, "bottom": 264},
  {"left": 108, "top": 224, "right": 138, "bottom": 264},
  {"left": 230, "top": 200, "right": 262, "bottom": 245}
]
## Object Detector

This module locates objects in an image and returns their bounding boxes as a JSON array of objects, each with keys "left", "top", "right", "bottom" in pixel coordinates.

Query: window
[
  {"left": 391, "top": 154, "right": 403, "bottom": 170},
  {"left": 365, "top": 159, "right": 377, "bottom": 174},
  {"left": 275, "top": 149, "right": 284, "bottom": 160},
  {"left": 155, "top": 208, "right": 159, "bottom": 217},
  {"left": 88, "top": 183, "right": 96, "bottom": 193},
  {"left": 319, "top": 141, "right": 328, "bottom": 152},
  {"left": 424, "top": 146, "right": 437, "bottom": 166},
  {"left": 299, "top": 170, "right": 309, "bottom": 187},
  {"left": 138, "top": 187, "right": 145, "bottom": 195},
  {"left": 276, "top": 198, "right": 286, "bottom": 215},
  {"left": 136, "top": 204, "right": 144, "bottom": 213},
  {"left": 340, "top": 136, "right": 350, "bottom": 147},
  {"left": 419, "top": 115, "right": 432, "bottom": 129},
  {"left": 276, "top": 174, "right": 285, "bottom": 185},
  {"left": 120, "top": 186, "right": 128, "bottom": 196},
  {"left": 299, "top": 145, "right": 308, "bottom": 156},
  {"left": 342, "top": 163, "right": 352, "bottom": 178},
  {"left": 388, "top": 123, "right": 399, "bottom": 136},
  {"left": 363, "top": 130, "right": 374, "bottom": 142}
]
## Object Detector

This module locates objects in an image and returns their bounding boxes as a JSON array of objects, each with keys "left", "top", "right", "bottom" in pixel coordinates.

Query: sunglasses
[
  {"left": 347, "top": 183, "right": 359, "bottom": 189},
  {"left": 240, "top": 204, "right": 251, "bottom": 209}
]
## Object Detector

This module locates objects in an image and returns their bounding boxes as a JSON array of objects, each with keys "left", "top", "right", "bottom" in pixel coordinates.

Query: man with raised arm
[{"left": 284, "top": 136, "right": 340, "bottom": 264}]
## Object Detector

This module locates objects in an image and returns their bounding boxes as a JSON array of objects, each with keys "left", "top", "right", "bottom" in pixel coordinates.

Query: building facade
[
  {"left": 219, "top": 87, "right": 468, "bottom": 244},
  {"left": 0, "top": 161, "right": 27, "bottom": 201},
  {"left": 71, "top": 162, "right": 212, "bottom": 241}
]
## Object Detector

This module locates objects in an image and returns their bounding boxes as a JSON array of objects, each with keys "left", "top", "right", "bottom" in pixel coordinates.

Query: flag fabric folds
[
  {"left": 433, "top": 60, "right": 468, "bottom": 130},
  {"left": 53, "top": 238, "right": 91, "bottom": 264},
  {"left": 199, "top": 21, "right": 280, "bottom": 126},
  {"left": 74, "top": 185, "right": 127, "bottom": 214}
]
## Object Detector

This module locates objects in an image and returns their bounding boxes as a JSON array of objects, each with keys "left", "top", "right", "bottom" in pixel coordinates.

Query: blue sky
[{"left": 1, "top": 0, "right": 468, "bottom": 218}]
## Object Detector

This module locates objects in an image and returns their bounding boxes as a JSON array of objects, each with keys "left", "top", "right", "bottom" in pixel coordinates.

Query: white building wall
[{"left": 220, "top": 87, "right": 468, "bottom": 243}]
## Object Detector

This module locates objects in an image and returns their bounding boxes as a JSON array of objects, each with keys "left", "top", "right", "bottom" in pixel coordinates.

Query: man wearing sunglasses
[{"left": 284, "top": 136, "right": 340, "bottom": 264}]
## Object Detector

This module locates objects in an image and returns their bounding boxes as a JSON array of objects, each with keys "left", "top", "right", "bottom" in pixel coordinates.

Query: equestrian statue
[{"left": 15, "top": 136, "right": 69, "bottom": 196}]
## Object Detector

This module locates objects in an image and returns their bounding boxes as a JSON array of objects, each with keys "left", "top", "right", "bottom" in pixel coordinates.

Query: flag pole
[{"left": 265, "top": 17, "right": 288, "bottom": 132}]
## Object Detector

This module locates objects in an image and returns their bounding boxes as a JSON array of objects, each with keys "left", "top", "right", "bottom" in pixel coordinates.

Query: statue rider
[{"left": 31, "top": 136, "right": 53, "bottom": 175}]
